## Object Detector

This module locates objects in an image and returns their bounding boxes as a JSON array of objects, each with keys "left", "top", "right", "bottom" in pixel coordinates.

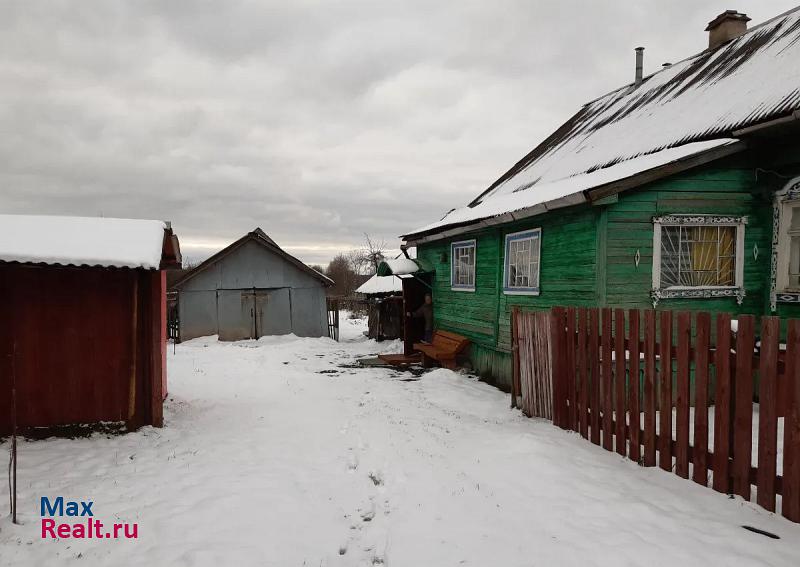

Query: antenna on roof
[{"left": 634, "top": 47, "right": 645, "bottom": 86}]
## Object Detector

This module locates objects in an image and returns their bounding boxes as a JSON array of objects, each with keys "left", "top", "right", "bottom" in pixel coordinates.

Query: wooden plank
[
  {"left": 542, "top": 311, "right": 554, "bottom": 420},
  {"left": 550, "top": 307, "right": 565, "bottom": 428},
  {"left": 589, "top": 308, "right": 601, "bottom": 445},
  {"left": 628, "top": 309, "right": 641, "bottom": 463},
  {"left": 693, "top": 312, "right": 711, "bottom": 486},
  {"left": 659, "top": 310, "right": 673, "bottom": 472},
  {"left": 732, "top": 315, "right": 755, "bottom": 501},
  {"left": 675, "top": 311, "right": 691, "bottom": 479},
  {"left": 713, "top": 312, "right": 732, "bottom": 494},
  {"left": 577, "top": 308, "right": 589, "bottom": 439},
  {"left": 565, "top": 307, "right": 577, "bottom": 430},
  {"left": 602, "top": 308, "right": 613, "bottom": 451},
  {"left": 150, "top": 271, "right": 166, "bottom": 428},
  {"left": 511, "top": 308, "right": 520, "bottom": 409},
  {"left": 643, "top": 310, "right": 657, "bottom": 466},
  {"left": 783, "top": 319, "right": 800, "bottom": 522},
  {"left": 757, "top": 317, "right": 780, "bottom": 512},
  {"left": 614, "top": 309, "right": 627, "bottom": 457}
]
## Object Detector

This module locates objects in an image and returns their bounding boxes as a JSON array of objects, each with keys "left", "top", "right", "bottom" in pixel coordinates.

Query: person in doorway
[{"left": 407, "top": 293, "right": 433, "bottom": 343}]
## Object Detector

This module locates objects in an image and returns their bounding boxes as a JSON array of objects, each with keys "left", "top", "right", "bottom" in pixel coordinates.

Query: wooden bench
[{"left": 413, "top": 330, "right": 470, "bottom": 369}]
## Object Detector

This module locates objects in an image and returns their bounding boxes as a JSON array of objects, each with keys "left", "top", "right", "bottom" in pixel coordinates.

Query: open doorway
[{"left": 402, "top": 273, "right": 432, "bottom": 356}]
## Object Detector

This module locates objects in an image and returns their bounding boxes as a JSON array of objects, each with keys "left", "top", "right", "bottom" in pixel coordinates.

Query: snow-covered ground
[{"left": 1, "top": 314, "right": 799, "bottom": 566}]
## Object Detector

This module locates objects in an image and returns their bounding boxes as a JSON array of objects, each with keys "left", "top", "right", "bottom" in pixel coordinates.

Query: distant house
[
  {"left": 173, "top": 228, "right": 333, "bottom": 341},
  {"left": 401, "top": 8, "right": 800, "bottom": 388},
  {"left": 0, "top": 215, "right": 181, "bottom": 434}
]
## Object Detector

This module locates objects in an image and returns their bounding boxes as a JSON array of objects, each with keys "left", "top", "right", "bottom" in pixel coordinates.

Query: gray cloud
[{"left": 1, "top": 0, "right": 795, "bottom": 265}]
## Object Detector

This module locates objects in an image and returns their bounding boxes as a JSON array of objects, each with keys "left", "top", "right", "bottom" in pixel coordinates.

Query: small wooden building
[
  {"left": 356, "top": 273, "right": 404, "bottom": 340},
  {"left": 401, "top": 8, "right": 800, "bottom": 388},
  {"left": 0, "top": 215, "right": 181, "bottom": 434},
  {"left": 173, "top": 228, "right": 333, "bottom": 341}
]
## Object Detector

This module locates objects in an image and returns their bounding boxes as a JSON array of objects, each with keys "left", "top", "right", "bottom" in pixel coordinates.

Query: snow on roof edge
[
  {"left": 356, "top": 273, "right": 404, "bottom": 295},
  {"left": 0, "top": 214, "right": 167, "bottom": 270},
  {"left": 404, "top": 139, "right": 740, "bottom": 239}
]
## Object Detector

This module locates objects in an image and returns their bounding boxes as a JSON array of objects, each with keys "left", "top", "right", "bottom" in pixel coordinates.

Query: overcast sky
[{"left": 1, "top": 1, "right": 796, "bottom": 265}]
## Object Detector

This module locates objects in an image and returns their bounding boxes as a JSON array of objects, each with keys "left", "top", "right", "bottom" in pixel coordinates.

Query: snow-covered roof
[
  {"left": 0, "top": 214, "right": 168, "bottom": 269},
  {"left": 356, "top": 273, "right": 404, "bottom": 295},
  {"left": 378, "top": 258, "right": 423, "bottom": 276},
  {"left": 405, "top": 7, "right": 800, "bottom": 239},
  {"left": 409, "top": 139, "right": 739, "bottom": 235}
]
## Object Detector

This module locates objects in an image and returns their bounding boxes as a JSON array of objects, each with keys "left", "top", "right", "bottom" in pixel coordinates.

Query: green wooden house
[{"left": 400, "top": 8, "right": 800, "bottom": 389}]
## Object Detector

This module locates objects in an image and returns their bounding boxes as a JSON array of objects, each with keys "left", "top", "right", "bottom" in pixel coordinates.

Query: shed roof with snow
[
  {"left": 356, "top": 273, "right": 405, "bottom": 295},
  {"left": 403, "top": 6, "right": 800, "bottom": 240},
  {"left": 0, "top": 214, "right": 181, "bottom": 270}
]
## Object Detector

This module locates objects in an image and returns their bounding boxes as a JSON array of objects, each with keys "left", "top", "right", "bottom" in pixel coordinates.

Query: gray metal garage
[{"left": 173, "top": 228, "right": 332, "bottom": 341}]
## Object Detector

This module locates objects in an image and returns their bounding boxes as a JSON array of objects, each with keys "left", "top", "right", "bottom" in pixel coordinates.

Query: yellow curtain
[
  {"left": 718, "top": 227, "right": 735, "bottom": 285},
  {"left": 689, "top": 226, "right": 734, "bottom": 286}
]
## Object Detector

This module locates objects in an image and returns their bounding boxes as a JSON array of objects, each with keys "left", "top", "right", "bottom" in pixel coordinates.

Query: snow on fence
[{"left": 513, "top": 307, "right": 800, "bottom": 523}]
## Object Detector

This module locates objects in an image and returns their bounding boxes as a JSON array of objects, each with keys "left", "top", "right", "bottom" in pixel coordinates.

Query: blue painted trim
[
  {"left": 450, "top": 239, "right": 476, "bottom": 290},
  {"left": 503, "top": 229, "right": 541, "bottom": 294}
]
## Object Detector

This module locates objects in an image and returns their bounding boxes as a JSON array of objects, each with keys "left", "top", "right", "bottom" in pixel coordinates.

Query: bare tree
[{"left": 362, "top": 233, "right": 387, "bottom": 273}]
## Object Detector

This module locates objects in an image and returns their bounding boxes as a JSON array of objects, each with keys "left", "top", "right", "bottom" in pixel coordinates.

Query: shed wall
[{"left": 0, "top": 264, "right": 164, "bottom": 433}]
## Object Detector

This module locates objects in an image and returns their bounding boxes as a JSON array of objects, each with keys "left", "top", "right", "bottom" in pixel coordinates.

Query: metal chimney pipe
[{"left": 635, "top": 47, "right": 644, "bottom": 85}]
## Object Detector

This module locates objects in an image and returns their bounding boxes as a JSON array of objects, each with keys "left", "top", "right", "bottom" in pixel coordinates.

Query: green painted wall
[{"left": 416, "top": 142, "right": 800, "bottom": 387}]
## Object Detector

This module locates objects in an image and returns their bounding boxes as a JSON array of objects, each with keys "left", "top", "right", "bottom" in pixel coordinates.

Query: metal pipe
[{"left": 635, "top": 47, "right": 645, "bottom": 85}]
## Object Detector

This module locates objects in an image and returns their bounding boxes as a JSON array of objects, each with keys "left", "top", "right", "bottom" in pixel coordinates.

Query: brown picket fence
[{"left": 522, "top": 307, "right": 800, "bottom": 522}]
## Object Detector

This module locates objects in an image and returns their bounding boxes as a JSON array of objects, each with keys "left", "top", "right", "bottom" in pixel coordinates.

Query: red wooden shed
[{"left": 0, "top": 215, "right": 181, "bottom": 435}]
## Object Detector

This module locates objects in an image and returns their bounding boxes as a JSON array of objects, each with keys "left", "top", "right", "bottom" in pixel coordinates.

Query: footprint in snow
[{"left": 367, "top": 470, "right": 383, "bottom": 487}]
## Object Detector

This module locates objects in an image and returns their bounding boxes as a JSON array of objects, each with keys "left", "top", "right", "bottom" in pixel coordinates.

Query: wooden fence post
[
  {"left": 614, "top": 309, "right": 627, "bottom": 457},
  {"left": 783, "top": 319, "right": 800, "bottom": 521},
  {"left": 589, "top": 308, "right": 601, "bottom": 445},
  {"left": 693, "top": 312, "right": 711, "bottom": 486},
  {"left": 757, "top": 317, "right": 779, "bottom": 512},
  {"left": 577, "top": 308, "right": 589, "bottom": 439},
  {"left": 511, "top": 308, "right": 520, "bottom": 410},
  {"left": 628, "top": 309, "right": 641, "bottom": 463},
  {"left": 643, "top": 310, "right": 657, "bottom": 466},
  {"left": 602, "top": 308, "right": 613, "bottom": 451},
  {"left": 550, "top": 307, "right": 568, "bottom": 428},
  {"left": 565, "top": 307, "right": 577, "bottom": 430},
  {"left": 658, "top": 310, "right": 673, "bottom": 472},
  {"left": 713, "top": 312, "right": 732, "bottom": 493},
  {"left": 732, "top": 315, "right": 755, "bottom": 500},
  {"left": 675, "top": 311, "right": 691, "bottom": 479}
]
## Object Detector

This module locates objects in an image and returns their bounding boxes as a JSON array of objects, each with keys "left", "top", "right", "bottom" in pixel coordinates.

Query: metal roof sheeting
[
  {"left": 0, "top": 214, "right": 167, "bottom": 269},
  {"left": 406, "top": 7, "right": 800, "bottom": 239},
  {"left": 481, "top": 7, "right": 800, "bottom": 201}
]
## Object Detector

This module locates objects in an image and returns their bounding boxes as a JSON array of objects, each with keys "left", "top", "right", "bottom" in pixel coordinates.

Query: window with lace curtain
[
  {"left": 652, "top": 215, "right": 746, "bottom": 302},
  {"left": 776, "top": 200, "right": 800, "bottom": 292}
]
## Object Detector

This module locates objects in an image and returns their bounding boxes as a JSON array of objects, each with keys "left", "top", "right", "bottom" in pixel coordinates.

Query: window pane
[
  {"left": 506, "top": 234, "right": 540, "bottom": 289},
  {"left": 660, "top": 226, "right": 681, "bottom": 287},
  {"left": 660, "top": 224, "right": 737, "bottom": 288},
  {"left": 453, "top": 243, "right": 476, "bottom": 287},
  {"left": 790, "top": 236, "right": 800, "bottom": 289}
]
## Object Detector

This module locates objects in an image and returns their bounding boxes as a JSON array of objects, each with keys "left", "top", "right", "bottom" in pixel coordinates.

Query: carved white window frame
[
  {"left": 770, "top": 176, "right": 800, "bottom": 310},
  {"left": 651, "top": 214, "right": 747, "bottom": 307}
]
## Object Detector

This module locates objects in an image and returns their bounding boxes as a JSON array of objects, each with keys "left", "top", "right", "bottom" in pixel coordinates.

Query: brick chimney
[{"left": 705, "top": 10, "right": 751, "bottom": 49}]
